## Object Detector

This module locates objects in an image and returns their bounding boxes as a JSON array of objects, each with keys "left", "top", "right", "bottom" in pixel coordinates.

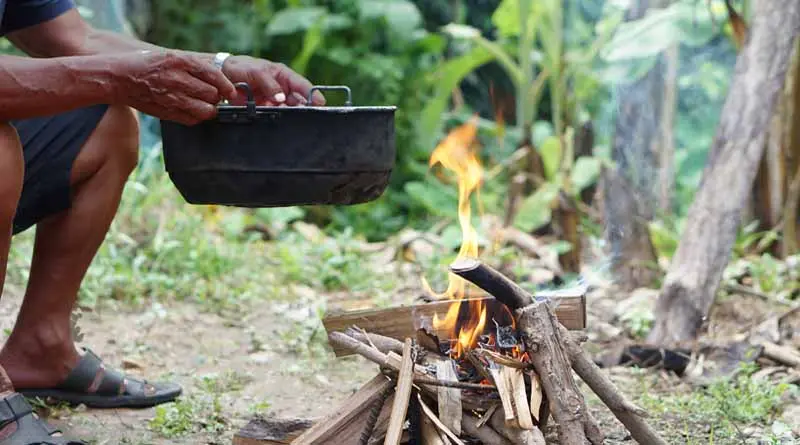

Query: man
[{"left": 0, "top": 1, "right": 324, "bottom": 443}]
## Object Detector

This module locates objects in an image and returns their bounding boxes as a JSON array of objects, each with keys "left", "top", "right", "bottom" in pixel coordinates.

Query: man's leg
[
  {"left": 0, "top": 104, "right": 138, "bottom": 388},
  {"left": 0, "top": 124, "right": 85, "bottom": 443}
]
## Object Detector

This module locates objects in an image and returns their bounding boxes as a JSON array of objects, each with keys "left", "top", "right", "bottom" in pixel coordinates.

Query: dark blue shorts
[{"left": 9, "top": 104, "right": 109, "bottom": 235}]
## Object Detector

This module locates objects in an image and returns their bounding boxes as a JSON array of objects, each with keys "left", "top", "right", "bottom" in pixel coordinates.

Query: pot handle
[
  {"left": 233, "top": 82, "right": 257, "bottom": 118},
  {"left": 308, "top": 85, "right": 352, "bottom": 106}
]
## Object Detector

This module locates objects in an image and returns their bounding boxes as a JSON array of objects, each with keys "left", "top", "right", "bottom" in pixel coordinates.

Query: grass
[{"left": 637, "top": 363, "right": 797, "bottom": 443}]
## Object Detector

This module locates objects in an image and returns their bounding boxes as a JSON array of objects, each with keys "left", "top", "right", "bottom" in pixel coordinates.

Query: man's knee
[
  {"left": 102, "top": 105, "right": 140, "bottom": 175},
  {"left": 0, "top": 124, "right": 23, "bottom": 220}
]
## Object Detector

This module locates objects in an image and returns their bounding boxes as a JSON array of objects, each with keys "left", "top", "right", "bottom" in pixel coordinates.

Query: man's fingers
[
  {"left": 186, "top": 57, "right": 237, "bottom": 100},
  {"left": 178, "top": 96, "right": 218, "bottom": 122},
  {"left": 175, "top": 74, "right": 222, "bottom": 105},
  {"left": 272, "top": 64, "right": 325, "bottom": 106},
  {"left": 251, "top": 71, "right": 285, "bottom": 105}
]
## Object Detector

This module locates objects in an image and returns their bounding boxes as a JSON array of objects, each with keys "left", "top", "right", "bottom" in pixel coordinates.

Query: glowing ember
[{"left": 423, "top": 117, "right": 489, "bottom": 358}]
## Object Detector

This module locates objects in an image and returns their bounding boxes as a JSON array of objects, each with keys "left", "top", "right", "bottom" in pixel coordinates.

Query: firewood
[
  {"left": 761, "top": 342, "right": 800, "bottom": 367},
  {"left": 345, "top": 327, "right": 405, "bottom": 354},
  {"left": 465, "top": 350, "right": 494, "bottom": 383},
  {"left": 449, "top": 258, "right": 533, "bottom": 310},
  {"left": 488, "top": 407, "right": 546, "bottom": 445},
  {"left": 421, "top": 414, "right": 446, "bottom": 445},
  {"left": 435, "top": 360, "right": 462, "bottom": 436},
  {"left": 416, "top": 393, "right": 466, "bottom": 445},
  {"left": 384, "top": 339, "right": 415, "bottom": 445},
  {"left": 558, "top": 323, "right": 667, "bottom": 445},
  {"left": 462, "top": 412, "right": 512, "bottom": 445},
  {"left": 323, "top": 294, "right": 585, "bottom": 357},
  {"left": 517, "top": 303, "right": 590, "bottom": 445},
  {"left": 233, "top": 416, "right": 315, "bottom": 445},
  {"left": 476, "top": 404, "right": 499, "bottom": 428},
  {"left": 526, "top": 371, "right": 542, "bottom": 424},
  {"left": 291, "top": 374, "right": 394, "bottom": 445}
]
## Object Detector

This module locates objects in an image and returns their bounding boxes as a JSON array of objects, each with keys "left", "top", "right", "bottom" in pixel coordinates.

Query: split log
[
  {"left": 291, "top": 374, "right": 394, "bottom": 445},
  {"left": 233, "top": 416, "right": 314, "bottom": 445},
  {"left": 648, "top": 0, "right": 800, "bottom": 345},
  {"left": 462, "top": 413, "right": 512, "bottom": 445},
  {"left": 516, "top": 303, "right": 593, "bottom": 445},
  {"left": 489, "top": 366, "right": 534, "bottom": 430},
  {"left": 488, "top": 407, "right": 546, "bottom": 445},
  {"left": 384, "top": 339, "right": 415, "bottom": 445},
  {"left": 435, "top": 360, "right": 462, "bottom": 435},
  {"left": 324, "top": 293, "right": 585, "bottom": 357}
]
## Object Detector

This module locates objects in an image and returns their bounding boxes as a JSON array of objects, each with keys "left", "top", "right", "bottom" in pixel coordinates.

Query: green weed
[{"left": 639, "top": 363, "right": 796, "bottom": 443}]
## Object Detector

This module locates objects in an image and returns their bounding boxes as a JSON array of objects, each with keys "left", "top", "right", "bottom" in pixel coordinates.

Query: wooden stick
[
  {"left": 558, "top": 323, "right": 666, "bottom": 445},
  {"left": 527, "top": 372, "right": 542, "bottom": 424},
  {"left": 762, "top": 342, "right": 800, "bottom": 367},
  {"left": 517, "top": 302, "right": 589, "bottom": 445},
  {"left": 489, "top": 406, "right": 546, "bottom": 445},
  {"left": 346, "top": 327, "right": 405, "bottom": 355},
  {"left": 384, "top": 339, "right": 414, "bottom": 445},
  {"left": 436, "top": 360, "right": 462, "bottom": 436},
  {"left": 449, "top": 258, "right": 532, "bottom": 310},
  {"left": 291, "top": 374, "right": 394, "bottom": 445},
  {"left": 324, "top": 294, "right": 586, "bottom": 357},
  {"left": 462, "top": 412, "right": 512, "bottom": 445},
  {"left": 421, "top": 413, "right": 446, "bottom": 445},
  {"left": 417, "top": 393, "right": 466, "bottom": 445},
  {"left": 233, "top": 416, "right": 315, "bottom": 445}
]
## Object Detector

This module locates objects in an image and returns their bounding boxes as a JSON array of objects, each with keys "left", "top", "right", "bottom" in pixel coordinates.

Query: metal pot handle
[
  {"left": 233, "top": 82, "right": 257, "bottom": 118},
  {"left": 308, "top": 85, "right": 352, "bottom": 106}
]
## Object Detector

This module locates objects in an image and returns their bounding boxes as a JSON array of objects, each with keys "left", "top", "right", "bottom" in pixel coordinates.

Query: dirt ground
[{"left": 0, "top": 281, "right": 797, "bottom": 444}]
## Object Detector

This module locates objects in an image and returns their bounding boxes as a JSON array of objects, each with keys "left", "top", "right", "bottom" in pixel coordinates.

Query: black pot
[{"left": 159, "top": 83, "right": 397, "bottom": 207}]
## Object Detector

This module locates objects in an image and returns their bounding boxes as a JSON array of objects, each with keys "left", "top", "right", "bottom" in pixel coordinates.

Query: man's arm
[{"left": 6, "top": 9, "right": 325, "bottom": 107}]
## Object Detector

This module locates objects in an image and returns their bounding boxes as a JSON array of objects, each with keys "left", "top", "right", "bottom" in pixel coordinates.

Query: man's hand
[
  {"left": 111, "top": 50, "right": 237, "bottom": 126},
  {"left": 221, "top": 55, "right": 326, "bottom": 107}
]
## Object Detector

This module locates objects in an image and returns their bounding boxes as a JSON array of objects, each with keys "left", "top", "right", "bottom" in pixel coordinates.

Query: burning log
[
  {"left": 323, "top": 294, "right": 586, "bottom": 357},
  {"left": 452, "top": 258, "right": 667, "bottom": 445},
  {"left": 516, "top": 304, "right": 595, "bottom": 444}
]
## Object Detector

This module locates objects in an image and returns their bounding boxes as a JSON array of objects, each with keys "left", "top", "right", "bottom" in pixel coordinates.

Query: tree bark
[
  {"left": 648, "top": 0, "right": 800, "bottom": 346},
  {"left": 604, "top": 0, "right": 672, "bottom": 289}
]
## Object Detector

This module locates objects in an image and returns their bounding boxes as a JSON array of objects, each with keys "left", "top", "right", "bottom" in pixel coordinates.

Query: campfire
[{"left": 233, "top": 121, "right": 666, "bottom": 445}]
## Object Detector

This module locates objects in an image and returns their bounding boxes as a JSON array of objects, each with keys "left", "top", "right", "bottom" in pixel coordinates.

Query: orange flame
[{"left": 424, "top": 116, "right": 487, "bottom": 358}]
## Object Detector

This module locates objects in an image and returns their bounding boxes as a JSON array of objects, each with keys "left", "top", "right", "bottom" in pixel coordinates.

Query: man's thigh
[{"left": 9, "top": 105, "right": 109, "bottom": 235}]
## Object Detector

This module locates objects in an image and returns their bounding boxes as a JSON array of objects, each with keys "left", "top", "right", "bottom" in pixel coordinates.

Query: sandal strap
[
  {"left": 58, "top": 349, "right": 104, "bottom": 394},
  {"left": 95, "top": 367, "right": 125, "bottom": 396},
  {"left": 0, "top": 394, "right": 32, "bottom": 426}
]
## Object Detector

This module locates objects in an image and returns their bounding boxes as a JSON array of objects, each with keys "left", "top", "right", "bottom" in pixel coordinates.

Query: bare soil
[{"left": 0, "top": 283, "right": 797, "bottom": 444}]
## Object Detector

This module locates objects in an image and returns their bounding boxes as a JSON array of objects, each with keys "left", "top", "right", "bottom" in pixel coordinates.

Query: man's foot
[
  {"left": 4, "top": 347, "right": 181, "bottom": 409},
  {"left": 0, "top": 393, "right": 85, "bottom": 444}
]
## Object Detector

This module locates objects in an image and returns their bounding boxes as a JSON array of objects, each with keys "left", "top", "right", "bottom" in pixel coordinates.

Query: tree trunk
[
  {"left": 604, "top": 0, "right": 672, "bottom": 290},
  {"left": 750, "top": 38, "right": 800, "bottom": 257},
  {"left": 647, "top": 0, "right": 800, "bottom": 346}
]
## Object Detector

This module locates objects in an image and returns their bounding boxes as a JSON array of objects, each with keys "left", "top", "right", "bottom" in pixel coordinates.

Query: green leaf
[
  {"left": 492, "top": 0, "right": 521, "bottom": 37},
  {"left": 570, "top": 156, "right": 601, "bottom": 192},
  {"left": 600, "top": 3, "right": 716, "bottom": 63},
  {"left": 539, "top": 136, "right": 562, "bottom": 180},
  {"left": 265, "top": 7, "right": 352, "bottom": 36},
  {"left": 514, "top": 183, "right": 559, "bottom": 232},
  {"left": 358, "top": 0, "right": 423, "bottom": 36},
  {"left": 531, "top": 121, "right": 554, "bottom": 148},
  {"left": 419, "top": 46, "right": 495, "bottom": 144},
  {"left": 404, "top": 181, "right": 457, "bottom": 218}
]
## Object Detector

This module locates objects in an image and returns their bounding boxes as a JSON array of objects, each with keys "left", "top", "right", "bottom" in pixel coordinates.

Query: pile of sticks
[{"left": 234, "top": 259, "right": 667, "bottom": 444}]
